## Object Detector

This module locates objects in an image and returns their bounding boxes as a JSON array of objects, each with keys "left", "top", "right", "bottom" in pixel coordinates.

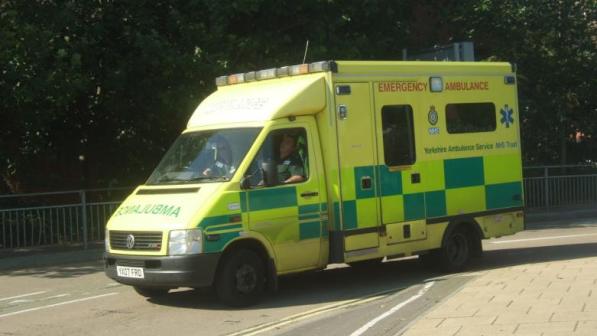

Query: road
[{"left": 1, "top": 223, "right": 597, "bottom": 336}]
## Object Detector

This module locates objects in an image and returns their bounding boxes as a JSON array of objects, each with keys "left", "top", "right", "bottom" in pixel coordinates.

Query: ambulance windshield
[{"left": 146, "top": 128, "right": 261, "bottom": 185}]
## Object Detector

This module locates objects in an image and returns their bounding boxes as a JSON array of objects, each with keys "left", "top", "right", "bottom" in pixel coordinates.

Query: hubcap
[{"left": 235, "top": 264, "right": 257, "bottom": 294}]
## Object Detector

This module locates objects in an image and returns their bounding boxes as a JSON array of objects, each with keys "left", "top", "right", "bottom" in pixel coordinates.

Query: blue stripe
[
  {"left": 342, "top": 200, "right": 357, "bottom": 230},
  {"left": 486, "top": 182, "right": 523, "bottom": 209},
  {"left": 248, "top": 186, "right": 297, "bottom": 211},
  {"left": 300, "top": 221, "right": 321, "bottom": 240},
  {"left": 240, "top": 191, "right": 248, "bottom": 212},
  {"left": 299, "top": 213, "right": 321, "bottom": 220},
  {"left": 204, "top": 231, "right": 240, "bottom": 253},
  {"left": 379, "top": 165, "right": 403, "bottom": 196},
  {"left": 299, "top": 204, "right": 320, "bottom": 214},
  {"left": 204, "top": 224, "right": 242, "bottom": 233},
  {"left": 199, "top": 215, "right": 231, "bottom": 228}
]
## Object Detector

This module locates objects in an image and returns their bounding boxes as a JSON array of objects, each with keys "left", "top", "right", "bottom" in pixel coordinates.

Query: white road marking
[
  {"left": 349, "top": 281, "right": 435, "bottom": 336},
  {"left": 226, "top": 286, "right": 408, "bottom": 336},
  {"left": 7, "top": 294, "right": 70, "bottom": 305},
  {"left": 43, "top": 294, "right": 71, "bottom": 300},
  {"left": 0, "top": 292, "right": 118, "bottom": 319},
  {"left": 0, "top": 291, "right": 46, "bottom": 302},
  {"left": 8, "top": 299, "right": 33, "bottom": 305},
  {"left": 490, "top": 233, "right": 597, "bottom": 244}
]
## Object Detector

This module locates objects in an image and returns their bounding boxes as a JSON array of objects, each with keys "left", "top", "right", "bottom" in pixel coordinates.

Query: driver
[
  {"left": 276, "top": 133, "right": 305, "bottom": 184},
  {"left": 202, "top": 135, "right": 235, "bottom": 178}
]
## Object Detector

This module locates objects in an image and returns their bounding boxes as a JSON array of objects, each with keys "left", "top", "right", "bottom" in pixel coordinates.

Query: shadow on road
[
  {"left": 150, "top": 241, "right": 597, "bottom": 310},
  {"left": 149, "top": 259, "right": 441, "bottom": 310},
  {"left": 0, "top": 261, "right": 104, "bottom": 278}
]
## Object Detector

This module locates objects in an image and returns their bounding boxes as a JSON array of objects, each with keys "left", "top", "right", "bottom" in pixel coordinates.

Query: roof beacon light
[
  {"left": 289, "top": 64, "right": 309, "bottom": 76},
  {"left": 256, "top": 68, "right": 277, "bottom": 80},
  {"left": 215, "top": 76, "right": 228, "bottom": 87},
  {"left": 308, "top": 61, "right": 331, "bottom": 73},
  {"left": 228, "top": 73, "right": 245, "bottom": 85},
  {"left": 276, "top": 66, "right": 290, "bottom": 77},
  {"left": 244, "top": 71, "right": 257, "bottom": 82}
]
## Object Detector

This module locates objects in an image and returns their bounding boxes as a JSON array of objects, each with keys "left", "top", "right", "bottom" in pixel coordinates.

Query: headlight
[
  {"left": 168, "top": 229, "right": 203, "bottom": 255},
  {"left": 105, "top": 228, "right": 110, "bottom": 252}
]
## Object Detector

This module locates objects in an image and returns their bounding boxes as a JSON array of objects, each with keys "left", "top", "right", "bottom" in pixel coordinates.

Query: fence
[
  {"left": 0, "top": 188, "right": 132, "bottom": 250},
  {"left": 1, "top": 164, "right": 596, "bottom": 250},
  {"left": 523, "top": 164, "right": 597, "bottom": 209}
]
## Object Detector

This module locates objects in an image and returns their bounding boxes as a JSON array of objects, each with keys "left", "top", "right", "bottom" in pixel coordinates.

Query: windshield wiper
[
  {"left": 186, "top": 176, "right": 230, "bottom": 182},
  {"left": 156, "top": 175, "right": 229, "bottom": 183}
]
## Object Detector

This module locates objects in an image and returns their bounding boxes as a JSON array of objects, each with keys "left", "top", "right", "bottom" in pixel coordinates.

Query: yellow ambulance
[{"left": 104, "top": 60, "right": 524, "bottom": 306}]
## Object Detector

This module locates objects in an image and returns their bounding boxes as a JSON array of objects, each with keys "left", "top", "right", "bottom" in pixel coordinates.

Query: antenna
[{"left": 302, "top": 40, "right": 310, "bottom": 64}]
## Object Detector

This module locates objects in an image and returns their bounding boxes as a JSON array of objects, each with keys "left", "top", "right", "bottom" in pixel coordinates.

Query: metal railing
[
  {"left": 1, "top": 164, "right": 596, "bottom": 250},
  {"left": 523, "top": 164, "right": 597, "bottom": 209},
  {"left": 0, "top": 188, "right": 132, "bottom": 250}
]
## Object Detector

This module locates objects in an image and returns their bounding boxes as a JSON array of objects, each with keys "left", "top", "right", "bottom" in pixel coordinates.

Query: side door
[
  {"left": 335, "top": 83, "right": 381, "bottom": 253},
  {"left": 374, "top": 94, "right": 427, "bottom": 245},
  {"left": 244, "top": 120, "right": 324, "bottom": 272}
]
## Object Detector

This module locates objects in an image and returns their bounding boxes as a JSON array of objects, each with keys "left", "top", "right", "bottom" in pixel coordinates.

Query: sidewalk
[
  {"left": 402, "top": 220, "right": 597, "bottom": 336},
  {"left": 403, "top": 256, "right": 597, "bottom": 336}
]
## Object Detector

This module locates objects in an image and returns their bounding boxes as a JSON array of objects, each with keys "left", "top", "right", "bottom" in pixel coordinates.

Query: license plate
[{"left": 116, "top": 266, "right": 145, "bottom": 279}]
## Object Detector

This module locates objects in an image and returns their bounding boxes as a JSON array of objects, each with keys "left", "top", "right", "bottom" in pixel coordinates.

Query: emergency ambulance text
[{"left": 378, "top": 81, "right": 427, "bottom": 92}]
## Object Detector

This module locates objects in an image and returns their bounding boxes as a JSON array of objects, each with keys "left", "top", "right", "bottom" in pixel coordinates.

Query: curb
[{"left": 0, "top": 248, "right": 104, "bottom": 271}]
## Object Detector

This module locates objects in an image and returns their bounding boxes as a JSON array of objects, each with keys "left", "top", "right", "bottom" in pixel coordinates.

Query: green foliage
[
  {"left": 0, "top": 0, "right": 594, "bottom": 192},
  {"left": 442, "top": 0, "right": 596, "bottom": 164}
]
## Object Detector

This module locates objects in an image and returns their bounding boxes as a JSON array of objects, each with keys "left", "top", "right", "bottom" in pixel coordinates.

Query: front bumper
[{"left": 104, "top": 252, "right": 221, "bottom": 288}]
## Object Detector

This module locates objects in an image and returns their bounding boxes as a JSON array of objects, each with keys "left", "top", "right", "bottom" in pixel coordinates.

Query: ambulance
[{"left": 104, "top": 60, "right": 524, "bottom": 306}]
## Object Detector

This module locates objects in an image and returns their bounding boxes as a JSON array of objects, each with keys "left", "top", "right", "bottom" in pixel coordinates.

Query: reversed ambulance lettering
[{"left": 114, "top": 204, "right": 181, "bottom": 217}]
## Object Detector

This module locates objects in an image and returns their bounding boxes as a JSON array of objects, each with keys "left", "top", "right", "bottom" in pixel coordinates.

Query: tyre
[
  {"left": 437, "top": 226, "right": 471, "bottom": 273},
  {"left": 215, "top": 249, "right": 265, "bottom": 307},
  {"left": 133, "top": 286, "right": 169, "bottom": 298}
]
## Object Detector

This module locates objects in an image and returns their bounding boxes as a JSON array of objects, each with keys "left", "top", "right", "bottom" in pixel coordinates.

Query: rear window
[
  {"left": 445, "top": 103, "right": 496, "bottom": 134},
  {"left": 381, "top": 105, "right": 416, "bottom": 166}
]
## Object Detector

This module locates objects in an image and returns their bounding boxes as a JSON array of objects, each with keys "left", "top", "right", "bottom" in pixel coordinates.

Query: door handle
[
  {"left": 361, "top": 176, "right": 372, "bottom": 189},
  {"left": 411, "top": 173, "right": 421, "bottom": 184},
  {"left": 300, "top": 191, "right": 319, "bottom": 197}
]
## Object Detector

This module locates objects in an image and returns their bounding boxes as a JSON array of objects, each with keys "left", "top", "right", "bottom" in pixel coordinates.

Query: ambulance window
[
  {"left": 445, "top": 102, "right": 496, "bottom": 134},
  {"left": 244, "top": 128, "right": 309, "bottom": 187},
  {"left": 381, "top": 105, "right": 416, "bottom": 166}
]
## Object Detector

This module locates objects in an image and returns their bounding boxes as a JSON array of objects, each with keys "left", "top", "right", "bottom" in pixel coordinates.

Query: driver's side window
[{"left": 244, "top": 128, "right": 308, "bottom": 188}]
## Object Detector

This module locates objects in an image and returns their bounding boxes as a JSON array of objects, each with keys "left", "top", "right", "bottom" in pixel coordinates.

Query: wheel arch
[
  {"left": 442, "top": 217, "right": 484, "bottom": 257},
  {"left": 216, "top": 237, "right": 278, "bottom": 291}
]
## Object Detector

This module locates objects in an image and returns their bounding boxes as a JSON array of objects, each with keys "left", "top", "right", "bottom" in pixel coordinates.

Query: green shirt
[{"left": 276, "top": 152, "right": 304, "bottom": 182}]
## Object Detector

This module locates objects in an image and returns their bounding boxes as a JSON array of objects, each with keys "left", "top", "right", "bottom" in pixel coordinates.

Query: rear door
[
  {"left": 374, "top": 81, "right": 428, "bottom": 245},
  {"left": 334, "top": 83, "right": 381, "bottom": 253}
]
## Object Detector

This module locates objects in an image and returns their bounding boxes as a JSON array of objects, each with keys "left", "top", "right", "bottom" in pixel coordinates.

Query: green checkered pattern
[{"left": 337, "top": 154, "right": 523, "bottom": 230}]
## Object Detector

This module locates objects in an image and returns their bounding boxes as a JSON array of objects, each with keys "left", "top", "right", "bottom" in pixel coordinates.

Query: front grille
[
  {"left": 115, "top": 259, "right": 145, "bottom": 267},
  {"left": 109, "top": 231, "right": 162, "bottom": 251}
]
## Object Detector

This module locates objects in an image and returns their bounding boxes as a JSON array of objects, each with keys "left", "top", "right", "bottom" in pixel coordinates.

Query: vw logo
[{"left": 126, "top": 234, "right": 135, "bottom": 249}]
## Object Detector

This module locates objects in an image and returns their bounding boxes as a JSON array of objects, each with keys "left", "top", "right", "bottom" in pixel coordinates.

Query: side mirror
[
  {"left": 240, "top": 177, "right": 251, "bottom": 190},
  {"left": 261, "top": 161, "right": 279, "bottom": 187}
]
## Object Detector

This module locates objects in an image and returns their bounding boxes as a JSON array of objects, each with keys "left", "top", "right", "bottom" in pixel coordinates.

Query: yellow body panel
[{"left": 107, "top": 60, "right": 524, "bottom": 276}]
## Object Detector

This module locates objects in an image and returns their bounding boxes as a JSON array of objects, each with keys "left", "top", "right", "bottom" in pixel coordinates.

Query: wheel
[
  {"left": 215, "top": 249, "right": 265, "bottom": 307},
  {"left": 437, "top": 226, "right": 471, "bottom": 273},
  {"left": 133, "top": 286, "right": 169, "bottom": 298}
]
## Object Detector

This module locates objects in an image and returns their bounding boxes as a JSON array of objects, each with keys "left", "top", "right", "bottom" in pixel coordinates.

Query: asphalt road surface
[{"left": 2, "top": 223, "right": 597, "bottom": 336}]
